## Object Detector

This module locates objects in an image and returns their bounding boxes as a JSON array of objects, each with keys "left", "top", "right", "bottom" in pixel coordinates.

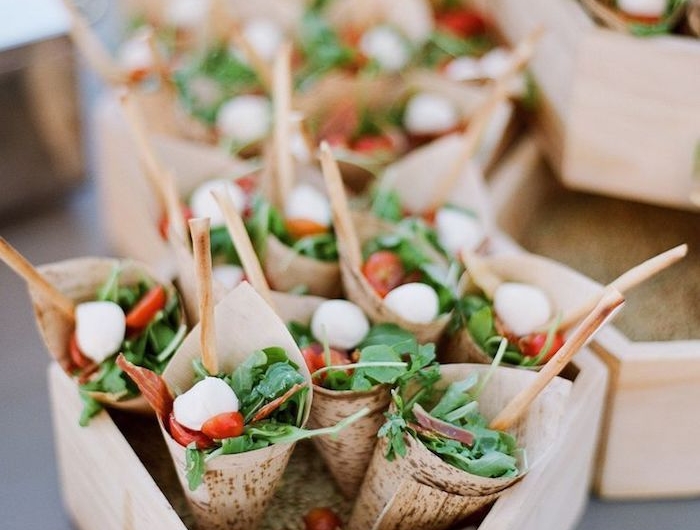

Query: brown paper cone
[
  {"left": 160, "top": 282, "right": 313, "bottom": 530},
  {"left": 348, "top": 363, "right": 572, "bottom": 530},
  {"left": 30, "top": 257, "right": 184, "bottom": 412},
  {"left": 580, "top": 0, "right": 687, "bottom": 33}
]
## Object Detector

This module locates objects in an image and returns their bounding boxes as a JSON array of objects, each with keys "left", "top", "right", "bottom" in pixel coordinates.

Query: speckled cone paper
[
  {"left": 30, "top": 257, "right": 184, "bottom": 413},
  {"left": 160, "top": 282, "right": 313, "bottom": 530},
  {"left": 348, "top": 363, "right": 572, "bottom": 530},
  {"left": 441, "top": 252, "right": 602, "bottom": 366}
]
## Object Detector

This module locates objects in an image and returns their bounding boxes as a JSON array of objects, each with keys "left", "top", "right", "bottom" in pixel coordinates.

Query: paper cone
[
  {"left": 348, "top": 363, "right": 572, "bottom": 530},
  {"left": 160, "top": 282, "right": 312, "bottom": 530},
  {"left": 441, "top": 252, "right": 602, "bottom": 366},
  {"left": 580, "top": 0, "right": 687, "bottom": 33},
  {"left": 31, "top": 257, "right": 184, "bottom": 412}
]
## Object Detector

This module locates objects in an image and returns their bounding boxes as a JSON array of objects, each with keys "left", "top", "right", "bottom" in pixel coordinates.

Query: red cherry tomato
[
  {"left": 519, "top": 332, "right": 566, "bottom": 363},
  {"left": 158, "top": 204, "right": 194, "bottom": 241},
  {"left": 69, "top": 331, "right": 92, "bottom": 370},
  {"left": 301, "top": 343, "right": 351, "bottom": 381},
  {"left": 362, "top": 251, "right": 405, "bottom": 298},
  {"left": 125, "top": 285, "right": 167, "bottom": 330},
  {"left": 436, "top": 10, "right": 487, "bottom": 37},
  {"left": 201, "top": 411, "right": 245, "bottom": 439},
  {"left": 285, "top": 219, "right": 329, "bottom": 240},
  {"left": 168, "top": 413, "right": 215, "bottom": 450},
  {"left": 304, "top": 507, "right": 342, "bottom": 530},
  {"left": 235, "top": 174, "right": 258, "bottom": 195},
  {"left": 352, "top": 135, "right": 395, "bottom": 155}
]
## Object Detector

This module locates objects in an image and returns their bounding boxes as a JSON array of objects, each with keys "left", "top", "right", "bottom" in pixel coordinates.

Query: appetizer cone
[
  {"left": 348, "top": 362, "right": 572, "bottom": 530},
  {"left": 580, "top": 0, "right": 687, "bottom": 34}
]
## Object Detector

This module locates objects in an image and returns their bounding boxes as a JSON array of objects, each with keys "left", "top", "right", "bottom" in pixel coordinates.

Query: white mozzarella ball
[
  {"left": 117, "top": 36, "right": 153, "bottom": 75},
  {"left": 403, "top": 93, "right": 461, "bottom": 136},
  {"left": 617, "top": 0, "right": 667, "bottom": 17},
  {"left": 189, "top": 179, "right": 246, "bottom": 228},
  {"left": 444, "top": 56, "right": 483, "bottom": 82},
  {"left": 493, "top": 282, "right": 552, "bottom": 336},
  {"left": 173, "top": 377, "right": 240, "bottom": 431},
  {"left": 216, "top": 95, "right": 272, "bottom": 145},
  {"left": 242, "top": 18, "right": 284, "bottom": 62},
  {"left": 75, "top": 301, "right": 126, "bottom": 364},
  {"left": 165, "top": 0, "right": 210, "bottom": 29},
  {"left": 384, "top": 283, "right": 439, "bottom": 324},
  {"left": 284, "top": 184, "right": 332, "bottom": 227},
  {"left": 311, "top": 300, "right": 370, "bottom": 350},
  {"left": 435, "top": 208, "right": 484, "bottom": 256},
  {"left": 479, "top": 47, "right": 512, "bottom": 79},
  {"left": 359, "top": 26, "right": 411, "bottom": 72},
  {"left": 212, "top": 265, "right": 245, "bottom": 291}
]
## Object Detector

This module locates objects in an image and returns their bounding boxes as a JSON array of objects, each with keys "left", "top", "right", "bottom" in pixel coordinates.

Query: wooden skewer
[
  {"left": 426, "top": 27, "right": 544, "bottom": 212},
  {"left": 319, "top": 141, "right": 363, "bottom": 270},
  {"left": 489, "top": 287, "right": 624, "bottom": 431},
  {"left": 0, "top": 237, "right": 75, "bottom": 319},
  {"left": 228, "top": 21, "right": 274, "bottom": 91},
  {"left": 61, "top": 0, "right": 125, "bottom": 85},
  {"left": 189, "top": 218, "right": 219, "bottom": 375},
  {"left": 144, "top": 28, "right": 171, "bottom": 90},
  {"left": 118, "top": 90, "right": 186, "bottom": 243},
  {"left": 272, "top": 42, "right": 295, "bottom": 208},
  {"left": 211, "top": 189, "right": 276, "bottom": 310},
  {"left": 554, "top": 243, "right": 688, "bottom": 332}
]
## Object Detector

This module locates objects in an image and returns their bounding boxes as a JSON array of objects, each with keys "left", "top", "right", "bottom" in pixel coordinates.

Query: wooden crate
[
  {"left": 474, "top": 0, "right": 700, "bottom": 211},
  {"left": 48, "top": 333, "right": 608, "bottom": 530},
  {"left": 490, "top": 136, "right": 700, "bottom": 499}
]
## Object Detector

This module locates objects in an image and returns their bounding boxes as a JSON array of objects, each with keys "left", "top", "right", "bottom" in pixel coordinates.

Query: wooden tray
[
  {"left": 474, "top": 0, "right": 700, "bottom": 211},
  {"left": 490, "top": 136, "right": 700, "bottom": 499}
]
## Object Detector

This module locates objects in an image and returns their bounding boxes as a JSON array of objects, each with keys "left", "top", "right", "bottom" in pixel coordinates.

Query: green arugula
[{"left": 417, "top": 30, "right": 494, "bottom": 68}]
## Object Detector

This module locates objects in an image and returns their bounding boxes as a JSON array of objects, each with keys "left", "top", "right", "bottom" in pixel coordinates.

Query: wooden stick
[
  {"left": 61, "top": 0, "right": 125, "bottom": 85},
  {"left": 211, "top": 189, "right": 276, "bottom": 310},
  {"left": 144, "top": 28, "right": 171, "bottom": 89},
  {"left": 118, "top": 90, "right": 186, "bottom": 243},
  {"left": 319, "top": 141, "right": 363, "bottom": 270},
  {"left": 426, "top": 27, "right": 543, "bottom": 212},
  {"left": 189, "top": 218, "right": 219, "bottom": 375},
  {"left": 556, "top": 244, "right": 687, "bottom": 332},
  {"left": 0, "top": 237, "right": 75, "bottom": 319},
  {"left": 489, "top": 287, "right": 624, "bottom": 431},
  {"left": 272, "top": 42, "right": 294, "bottom": 208},
  {"left": 228, "top": 21, "right": 273, "bottom": 91}
]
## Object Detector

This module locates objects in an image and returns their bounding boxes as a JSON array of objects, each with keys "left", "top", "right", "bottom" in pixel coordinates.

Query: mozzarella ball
[
  {"left": 216, "top": 95, "right": 272, "bottom": 145},
  {"left": 173, "top": 377, "right": 240, "bottom": 431},
  {"left": 435, "top": 208, "right": 484, "bottom": 256},
  {"left": 479, "top": 47, "right": 512, "bottom": 79},
  {"left": 384, "top": 283, "right": 439, "bottom": 324},
  {"left": 117, "top": 35, "right": 153, "bottom": 75},
  {"left": 493, "top": 282, "right": 552, "bottom": 336},
  {"left": 403, "top": 93, "right": 461, "bottom": 136},
  {"left": 75, "top": 301, "right": 126, "bottom": 364},
  {"left": 212, "top": 265, "right": 245, "bottom": 291},
  {"left": 242, "top": 18, "right": 284, "bottom": 62},
  {"left": 189, "top": 179, "right": 246, "bottom": 228},
  {"left": 617, "top": 0, "right": 668, "bottom": 17},
  {"left": 284, "top": 184, "right": 332, "bottom": 227},
  {"left": 444, "top": 56, "right": 483, "bottom": 82},
  {"left": 165, "top": 0, "right": 210, "bottom": 29},
  {"left": 311, "top": 300, "right": 370, "bottom": 350},
  {"left": 359, "top": 26, "right": 411, "bottom": 72}
]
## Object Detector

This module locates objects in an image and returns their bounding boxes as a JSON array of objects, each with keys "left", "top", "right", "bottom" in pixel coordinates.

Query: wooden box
[
  {"left": 490, "top": 136, "right": 700, "bottom": 499},
  {"left": 474, "top": 0, "right": 700, "bottom": 211},
  {"left": 49, "top": 334, "right": 609, "bottom": 530}
]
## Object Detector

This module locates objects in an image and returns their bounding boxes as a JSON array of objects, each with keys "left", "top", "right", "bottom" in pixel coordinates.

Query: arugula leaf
[
  {"left": 351, "top": 346, "right": 405, "bottom": 391},
  {"left": 78, "top": 393, "right": 104, "bottom": 427},
  {"left": 229, "top": 349, "right": 268, "bottom": 398},
  {"left": 185, "top": 443, "right": 206, "bottom": 491},
  {"left": 371, "top": 188, "right": 403, "bottom": 223}
]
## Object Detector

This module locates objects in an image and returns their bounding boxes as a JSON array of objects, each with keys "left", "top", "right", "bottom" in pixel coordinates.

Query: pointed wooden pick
[
  {"left": 319, "top": 141, "right": 363, "bottom": 270},
  {"left": 272, "top": 42, "right": 295, "bottom": 208},
  {"left": 0, "top": 237, "right": 75, "bottom": 319},
  {"left": 489, "top": 287, "right": 624, "bottom": 431},
  {"left": 211, "top": 189, "right": 276, "bottom": 310},
  {"left": 227, "top": 21, "right": 273, "bottom": 91},
  {"left": 426, "top": 26, "right": 544, "bottom": 212},
  {"left": 188, "top": 218, "right": 219, "bottom": 375}
]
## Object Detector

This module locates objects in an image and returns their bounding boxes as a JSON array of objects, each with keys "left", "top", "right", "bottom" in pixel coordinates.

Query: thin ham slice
[
  {"left": 412, "top": 403, "right": 475, "bottom": 447},
  {"left": 116, "top": 353, "right": 174, "bottom": 420}
]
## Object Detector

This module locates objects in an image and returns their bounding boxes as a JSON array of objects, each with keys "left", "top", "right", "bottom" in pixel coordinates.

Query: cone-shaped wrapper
[
  {"left": 160, "top": 282, "right": 312, "bottom": 530},
  {"left": 30, "top": 257, "right": 184, "bottom": 412},
  {"left": 580, "top": 0, "right": 687, "bottom": 33},
  {"left": 348, "top": 363, "right": 572, "bottom": 530}
]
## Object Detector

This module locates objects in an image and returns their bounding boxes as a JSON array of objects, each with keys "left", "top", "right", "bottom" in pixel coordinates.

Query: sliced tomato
[
  {"left": 362, "top": 251, "right": 405, "bottom": 298},
  {"left": 436, "top": 10, "right": 487, "bottom": 37},
  {"left": 69, "top": 331, "right": 92, "bottom": 370},
  {"left": 235, "top": 174, "right": 258, "bottom": 195},
  {"left": 285, "top": 218, "right": 329, "bottom": 240},
  {"left": 158, "top": 204, "right": 194, "bottom": 241},
  {"left": 168, "top": 413, "right": 215, "bottom": 450},
  {"left": 304, "top": 507, "right": 342, "bottom": 530},
  {"left": 301, "top": 343, "right": 351, "bottom": 381},
  {"left": 125, "top": 285, "right": 167, "bottom": 330},
  {"left": 201, "top": 411, "right": 245, "bottom": 439},
  {"left": 519, "top": 332, "right": 566, "bottom": 363},
  {"left": 352, "top": 135, "right": 395, "bottom": 155}
]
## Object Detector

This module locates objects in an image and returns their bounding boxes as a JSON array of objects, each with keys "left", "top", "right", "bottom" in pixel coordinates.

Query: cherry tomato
[
  {"left": 168, "top": 413, "right": 215, "bottom": 450},
  {"left": 301, "top": 343, "right": 351, "bottom": 381},
  {"left": 158, "top": 204, "right": 193, "bottom": 241},
  {"left": 285, "top": 219, "right": 329, "bottom": 240},
  {"left": 125, "top": 285, "right": 167, "bottom": 330},
  {"left": 352, "top": 135, "right": 394, "bottom": 155},
  {"left": 235, "top": 174, "right": 258, "bottom": 195},
  {"left": 436, "top": 10, "right": 487, "bottom": 37},
  {"left": 304, "top": 507, "right": 342, "bottom": 530},
  {"left": 402, "top": 270, "right": 424, "bottom": 284},
  {"left": 519, "top": 332, "right": 566, "bottom": 363},
  {"left": 201, "top": 411, "right": 245, "bottom": 439},
  {"left": 362, "top": 251, "right": 405, "bottom": 298},
  {"left": 69, "top": 331, "right": 92, "bottom": 370}
]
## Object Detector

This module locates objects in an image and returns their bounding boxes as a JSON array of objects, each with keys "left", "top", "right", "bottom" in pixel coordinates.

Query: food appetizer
[
  {"left": 0, "top": 238, "right": 186, "bottom": 424},
  {"left": 580, "top": 0, "right": 689, "bottom": 36}
]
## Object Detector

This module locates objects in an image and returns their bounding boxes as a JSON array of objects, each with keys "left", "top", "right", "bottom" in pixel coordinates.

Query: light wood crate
[
  {"left": 474, "top": 0, "right": 700, "bottom": 210},
  {"left": 490, "top": 136, "right": 700, "bottom": 499}
]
